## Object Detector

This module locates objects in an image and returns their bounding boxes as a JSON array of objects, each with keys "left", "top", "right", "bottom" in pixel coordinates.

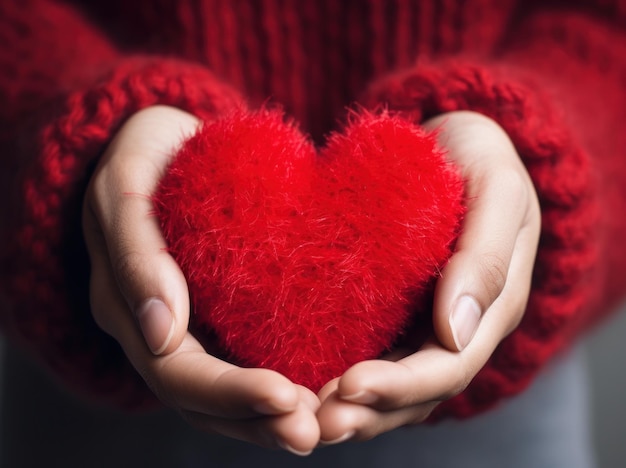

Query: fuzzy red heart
[{"left": 155, "top": 109, "right": 464, "bottom": 392}]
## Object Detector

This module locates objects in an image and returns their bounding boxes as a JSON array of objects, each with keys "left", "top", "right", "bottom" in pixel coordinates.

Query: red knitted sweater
[{"left": 1, "top": 0, "right": 626, "bottom": 419}]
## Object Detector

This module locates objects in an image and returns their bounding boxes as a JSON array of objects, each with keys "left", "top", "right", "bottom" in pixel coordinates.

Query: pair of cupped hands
[{"left": 82, "top": 105, "right": 540, "bottom": 456}]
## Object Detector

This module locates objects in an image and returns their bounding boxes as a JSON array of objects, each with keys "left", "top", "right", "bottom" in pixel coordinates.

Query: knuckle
[
  {"left": 501, "top": 290, "right": 530, "bottom": 336},
  {"left": 133, "top": 357, "right": 180, "bottom": 409},
  {"left": 476, "top": 252, "right": 508, "bottom": 303},
  {"left": 113, "top": 250, "right": 146, "bottom": 292},
  {"left": 441, "top": 368, "right": 471, "bottom": 401},
  {"left": 149, "top": 361, "right": 188, "bottom": 409},
  {"left": 507, "top": 309, "right": 525, "bottom": 335},
  {"left": 496, "top": 167, "right": 528, "bottom": 198},
  {"left": 483, "top": 166, "right": 531, "bottom": 217}
]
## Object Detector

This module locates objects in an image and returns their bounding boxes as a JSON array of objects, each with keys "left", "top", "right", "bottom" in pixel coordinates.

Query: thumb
[
  {"left": 84, "top": 182, "right": 190, "bottom": 355},
  {"left": 86, "top": 106, "right": 199, "bottom": 355},
  {"left": 108, "top": 201, "right": 191, "bottom": 356},
  {"left": 425, "top": 111, "right": 537, "bottom": 352},
  {"left": 432, "top": 183, "right": 537, "bottom": 353}
]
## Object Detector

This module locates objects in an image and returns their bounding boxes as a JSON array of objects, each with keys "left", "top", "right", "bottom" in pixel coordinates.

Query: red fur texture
[{"left": 155, "top": 109, "right": 464, "bottom": 391}]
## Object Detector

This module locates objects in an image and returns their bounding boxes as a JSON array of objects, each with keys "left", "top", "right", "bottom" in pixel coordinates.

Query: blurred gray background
[{"left": 0, "top": 306, "right": 624, "bottom": 467}]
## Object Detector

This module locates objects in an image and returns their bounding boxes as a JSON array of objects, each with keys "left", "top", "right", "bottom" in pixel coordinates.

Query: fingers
[
  {"left": 315, "top": 111, "right": 542, "bottom": 443},
  {"left": 316, "top": 212, "right": 541, "bottom": 443},
  {"left": 338, "top": 226, "right": 542, "bottom": 409},
  {"left": 318, "top": 392, "right": 440, "bottom": 444},
  {"left": 181, "top": 385, "right": 321, "bottom": 454},
  {"left": 433, "top": 168, "right": 538, "bottom": 350},
  {"left": 84, "top": 106, "right": 200, "bottom": 354},
  {"left": 316, "top": 285, "right": 525, "bottom": 442},
  {"left": 333, "top": 309, "right": 511, "bottom": 413},
  {"left": 83, "top": 106, "right": 322, "bottom": 453},
  {"left": 423, "top": 111, "right": 541, "bottom": 351},
  {"left": 317, "top": 360, "right": 438, "bottom": 443},
  {"left": 153, "top": 346, "right": 319, "bottom": 452},
  {"left": 86, "top": 234, "right": 320, "bottom": 451}
]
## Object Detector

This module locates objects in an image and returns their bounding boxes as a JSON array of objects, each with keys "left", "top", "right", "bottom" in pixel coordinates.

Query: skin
[
  {"left": 82, "top": 106, "right": 541, "bottom": 455},
  {"left": 316, "top": 111, "right": 541, "bottom": 443}
]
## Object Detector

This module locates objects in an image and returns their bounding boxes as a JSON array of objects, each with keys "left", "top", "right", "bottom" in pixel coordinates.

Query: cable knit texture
[{"left": 1, "top": 0, "right": 626, "bottom": 417}]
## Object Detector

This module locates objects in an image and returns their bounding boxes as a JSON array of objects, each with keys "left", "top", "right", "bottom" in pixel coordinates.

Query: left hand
[
  {"left": 83, "top": 106, "right": 321, "bottom": 454},
  {"left": 315, "top": 111, "right": 541, "bottom": 444}
]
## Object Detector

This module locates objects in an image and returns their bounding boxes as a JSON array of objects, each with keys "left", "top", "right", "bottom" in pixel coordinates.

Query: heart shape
[{"left": 155, "top": 109, "right": 464, "bottom": 391}]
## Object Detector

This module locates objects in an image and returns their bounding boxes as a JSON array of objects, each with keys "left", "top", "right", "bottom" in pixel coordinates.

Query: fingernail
[
  {"left": 320, "top": 430, "right": 355, "bottom": 446},
  {"left": 340, "top": 390, "right": 377, "bottom": 405},
  {"left": 278, "top": 441, "right": 313, "bottom": 457},
  {"left": 450, "top": 295, "right": 482, "bottom": 351},
  {"left": 135, "top": 298, "right": 175, "bottom": 355}
]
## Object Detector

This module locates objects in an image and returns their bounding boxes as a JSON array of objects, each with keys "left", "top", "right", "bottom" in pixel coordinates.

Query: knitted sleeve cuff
[
  {"left": 1, "top": 57, "right": 244, "bottom": 409},
  {"left": 362, "top": 60, "right": 602, "bottom": 419}
]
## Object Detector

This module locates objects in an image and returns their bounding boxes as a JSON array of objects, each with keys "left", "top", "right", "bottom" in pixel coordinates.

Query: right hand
[
  {"left": 315, "top": 111, "right": 541, "bottom": 443},
  {"left": 82, "top": 105, "right": 320, "bottom": 455}
]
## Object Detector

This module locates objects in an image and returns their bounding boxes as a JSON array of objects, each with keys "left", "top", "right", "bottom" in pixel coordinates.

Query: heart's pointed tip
[{"left": 225, "top": 331, "right": 397, "bottom": 393}]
